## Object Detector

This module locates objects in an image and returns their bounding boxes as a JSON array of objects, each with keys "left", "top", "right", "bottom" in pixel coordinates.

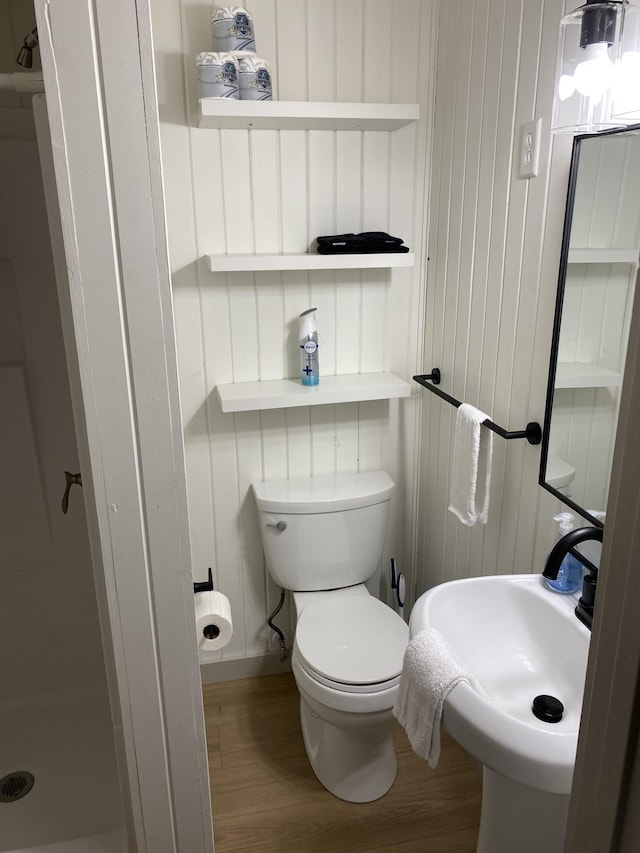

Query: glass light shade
[
  {"left": 552, "top": 1, "right": 625, "bottom": 133},
  {"left": 612, "top": 3, "right": 640, "bottom": 119}
]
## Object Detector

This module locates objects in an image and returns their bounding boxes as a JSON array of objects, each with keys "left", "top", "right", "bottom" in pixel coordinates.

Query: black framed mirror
[{"left": 540, "top": 124, "right": 640, "bottom": 528}]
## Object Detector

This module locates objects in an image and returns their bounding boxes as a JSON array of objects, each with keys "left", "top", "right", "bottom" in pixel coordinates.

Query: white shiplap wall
[
  {"left": 416, "top": 0, "right": 578, "bottom": 592},
  {"left": 152, "top": 0, "right": 436, "bottom": 663}
]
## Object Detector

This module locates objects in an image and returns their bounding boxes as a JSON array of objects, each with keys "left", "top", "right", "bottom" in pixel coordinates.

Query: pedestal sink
[{"left": 410, "top": 573, "right": 591, "bottom": 853}]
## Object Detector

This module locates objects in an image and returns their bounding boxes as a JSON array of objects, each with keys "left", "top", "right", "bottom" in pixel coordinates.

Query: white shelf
[
  {"left": 568, "top": 248, "right": 639, "bottom": 264},
  {"left": 215, "top": 372, "right": 411, "bottom": 413},
  {"left": 555, "top": 362, "right": 623, "bottom": 389},
  {"left": 198, "top": 99, "right": 420, "bottom": 131},
  {"left": 205, "top": 252, "right": 414, "bottom": 272}
]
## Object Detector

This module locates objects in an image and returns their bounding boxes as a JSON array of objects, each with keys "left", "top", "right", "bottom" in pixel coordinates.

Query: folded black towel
[
  {"left": 317, "top": 244, "right": 368, "bottom": 254},
  {"left": 316, "top": 231, "right": 409, "bottom": 254},
  {"left": 317, "top": 234, "right": 367, "bottom": 248},
  {"left": 361, "top": 244, "right": 410, "bottom": 253},
  {"left": 358, "top": 231, "right": 405, "bottom": 246}
]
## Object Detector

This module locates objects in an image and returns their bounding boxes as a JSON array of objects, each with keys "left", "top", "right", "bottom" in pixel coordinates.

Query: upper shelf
[
  {"left": 205, "top": 252, "right": 415, "bottom": 272},
  {"left": 198, "top": 99, "right": 420, "bottom": 131},
  {"left": 567, "top": 248, "right": 639, "bottom": 264}
]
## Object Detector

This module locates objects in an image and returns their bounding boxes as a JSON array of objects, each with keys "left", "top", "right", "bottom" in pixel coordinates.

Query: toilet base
[
  {"left": 298, "top": 690, "right": 397, "bottom": 803},
  {"left": 477, "top": 767, "right": 570, "bottom": 853}
]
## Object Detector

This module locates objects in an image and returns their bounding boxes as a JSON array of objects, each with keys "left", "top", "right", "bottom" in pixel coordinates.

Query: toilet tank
[{"left": 252, "top": 471, "right": 395, "bottom": 591}]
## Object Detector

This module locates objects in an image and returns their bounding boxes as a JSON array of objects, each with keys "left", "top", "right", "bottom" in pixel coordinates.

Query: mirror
[{"left": 540, "top": 125, "right": 640, "bottom": 527}]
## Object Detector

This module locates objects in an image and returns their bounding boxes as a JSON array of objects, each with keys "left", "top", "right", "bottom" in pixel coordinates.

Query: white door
[{"left": 34, "top": 1, "right": 214, "bottom": 851}]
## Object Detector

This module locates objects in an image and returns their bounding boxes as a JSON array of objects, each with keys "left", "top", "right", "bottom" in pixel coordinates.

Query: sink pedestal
[{"left": 477, "top": 767, "right": 570, "bottom": 853}]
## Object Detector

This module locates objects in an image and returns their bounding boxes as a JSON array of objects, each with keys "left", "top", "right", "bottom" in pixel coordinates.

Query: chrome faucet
[{"left": 542, "top": 525, "right": 604, "bottom": 630}]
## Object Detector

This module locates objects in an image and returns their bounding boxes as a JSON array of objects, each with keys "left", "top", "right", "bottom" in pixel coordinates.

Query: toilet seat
[{"left": 295, "top": 596, "right": 409, "bottom": 693}]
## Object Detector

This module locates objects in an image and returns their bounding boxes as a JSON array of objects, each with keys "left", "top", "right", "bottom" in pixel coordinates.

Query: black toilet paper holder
[{"left": 193, "top": 567, "right": 214, "bottom": 595}]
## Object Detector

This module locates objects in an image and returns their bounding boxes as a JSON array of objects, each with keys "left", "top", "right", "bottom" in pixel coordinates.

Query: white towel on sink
[
  {"left": 393, "top": 627, "right": 483, "bottom": 768},
  {"left": 448, "top": 402, "right": 494, "bottom": 526}
]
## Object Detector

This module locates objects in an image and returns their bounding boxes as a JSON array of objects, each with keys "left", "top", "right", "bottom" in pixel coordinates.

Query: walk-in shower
[{"left": 0, "top": 11, "right": 124, "bottom": 852}]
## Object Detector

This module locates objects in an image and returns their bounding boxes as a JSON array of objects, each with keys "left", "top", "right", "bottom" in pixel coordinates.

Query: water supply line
[{"left": 267, "top": 589, "right": 290, "bottom": 662}]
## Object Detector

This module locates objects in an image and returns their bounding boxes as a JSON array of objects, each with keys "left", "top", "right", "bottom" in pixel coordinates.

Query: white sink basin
[{"left": 410, "top": 573, "right": 591, "bottom": 795}]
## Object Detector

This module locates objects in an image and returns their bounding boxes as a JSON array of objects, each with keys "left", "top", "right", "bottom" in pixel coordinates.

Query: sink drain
[
  {"left": 0, "top": 771, "right": 35, "bottom": 802},
  {"left": 532, "top": 694, "right": 564, "bottom": 723}
]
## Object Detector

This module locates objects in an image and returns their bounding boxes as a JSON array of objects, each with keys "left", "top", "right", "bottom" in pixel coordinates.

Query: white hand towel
[
  {"left": 393, "top": 627, "right": 483, "bottom": 768},
  {"left": 448, "top": 402, "right": 494, "bottom": 526}
]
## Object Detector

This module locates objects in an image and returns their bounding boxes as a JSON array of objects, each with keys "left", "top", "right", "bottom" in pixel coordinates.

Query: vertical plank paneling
[
  {"left": 335, "top": 402, "right": 359, "bottom": 473},
  {"left": 275, "top": 0, "right": 308, "bottom": 100},
  {"left": 228, "top": 276, "right": 259, "bottom": 383},
  {"left": 363, "top": 0, "right": 392, "bottom": 104},
  {"left": 250, "top": 132, "right": 281, "bottom": 253},
  {"left": 335, "top": 0, "right": 364, "bottom": 103},
  {"left": 156, "top": 0, "right": 435, "bottom": 664},
  {"left": 234, "top": 411, "right": 268, "bottom": 655},
  {"left": 251, "top": 0, "right": 278, "bottom": 96},
  {"left": 279, "top": 132, "right": 308, "bottom": 252},
  {"left": 306, "top": 0, "right": 336, "bottom": 102},
  {"left": 417, "top": 0, "right": 577, "bottom": 597},
  {"left": 209, "top": 404, "right": 245, "bottom": 657},
  {"left": 256, "top": 271, "right": 286, "bottom": 381},
  {"left": 285, "top": 407, "right": 312, "bottom": 478},
  {"left": 311, "top": 405, "right": 337, "bottom": 475}
]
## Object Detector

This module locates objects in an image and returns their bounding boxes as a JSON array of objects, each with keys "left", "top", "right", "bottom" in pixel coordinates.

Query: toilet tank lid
[{"left": 252, "top": 471, "right": 395, "bottom": 513}]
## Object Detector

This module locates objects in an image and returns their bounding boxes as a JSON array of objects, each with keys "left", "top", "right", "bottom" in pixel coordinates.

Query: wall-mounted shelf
[
  {"left": 555, "top": 362, "right": 623, "bottom": 389},
  {"left": 567, "top": 248, "right": 639, "bottom": 264},
  {"left": 215, "top": 372, "right": 411, "bottom": 413},
  {"left": 198, "top": 99, "right": 420, "bottom": 131},
  {"left": 205, "top": 252, "right": 415, "bottom": 272}
]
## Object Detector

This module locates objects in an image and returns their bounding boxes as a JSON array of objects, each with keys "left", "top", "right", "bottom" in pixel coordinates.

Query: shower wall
[{"left": 0, "top": 4, "right": 123, "bottom": 847}]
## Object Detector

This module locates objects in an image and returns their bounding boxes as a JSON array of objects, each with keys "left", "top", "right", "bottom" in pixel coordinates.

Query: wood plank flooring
[{"left": 203, "top": 672, "right": 481, "bottom": 852}]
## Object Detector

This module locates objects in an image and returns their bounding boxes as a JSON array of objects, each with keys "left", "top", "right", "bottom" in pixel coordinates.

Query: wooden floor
[{"left": 203, "top": 672, "right": 481, "bottom": 852}]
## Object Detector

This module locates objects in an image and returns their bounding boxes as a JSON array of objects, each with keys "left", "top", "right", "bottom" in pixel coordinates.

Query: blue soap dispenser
[
  {"left": 299, "top": 307, "right": 319, "bottom": 386},
  {"left": 547, "top": 512, "right": 583, "bottom": 594}
]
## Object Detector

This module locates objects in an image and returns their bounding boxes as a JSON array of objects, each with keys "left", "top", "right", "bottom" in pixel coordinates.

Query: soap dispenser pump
[{"left": 547, "top": 512, "right": 583, "bottom": 594}]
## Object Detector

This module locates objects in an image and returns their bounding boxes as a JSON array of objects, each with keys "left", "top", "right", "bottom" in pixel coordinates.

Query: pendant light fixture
[
  {"left": 552, "top": 0, "right": 640, "bottom": 133},
  {"left": 612, "top": 1, "right": 640, "bottom": 119}
]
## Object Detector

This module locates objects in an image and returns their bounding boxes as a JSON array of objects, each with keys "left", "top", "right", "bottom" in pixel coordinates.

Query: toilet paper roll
[{"left": 195, "top": 590, "right": 233, "bottom": 651}]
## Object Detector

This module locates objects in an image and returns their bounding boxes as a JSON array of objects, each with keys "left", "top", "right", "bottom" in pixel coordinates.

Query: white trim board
[{"left": 35, "top": 1, "right": 214, "bottom": 851}]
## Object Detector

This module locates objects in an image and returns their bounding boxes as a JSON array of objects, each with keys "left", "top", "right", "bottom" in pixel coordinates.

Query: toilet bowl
[{"left": 252, "top": 472, "right": 409, "bottom": 803}]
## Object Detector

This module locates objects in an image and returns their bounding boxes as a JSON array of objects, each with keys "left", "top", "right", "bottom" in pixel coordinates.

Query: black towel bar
[{"left": 413, "top": 370, "right": 542, "bottom": 446}]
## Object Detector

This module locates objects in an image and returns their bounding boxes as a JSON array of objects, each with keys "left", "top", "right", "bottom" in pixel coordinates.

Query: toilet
[
  {"left": 546, "top": 454, "right": 576, "bottom": 497},
  {"left": 252, "top": 471, "right": 409, "bottom": 803}
]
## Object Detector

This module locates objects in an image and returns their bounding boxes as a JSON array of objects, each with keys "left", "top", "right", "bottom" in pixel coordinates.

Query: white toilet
[{"left": 252, "top": 471, "right": 409, "bottom": 803}]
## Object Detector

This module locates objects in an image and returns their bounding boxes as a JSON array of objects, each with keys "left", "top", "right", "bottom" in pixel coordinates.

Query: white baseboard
[{"left": 199, "top": 651, "right": 292, "bottom": 684}]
